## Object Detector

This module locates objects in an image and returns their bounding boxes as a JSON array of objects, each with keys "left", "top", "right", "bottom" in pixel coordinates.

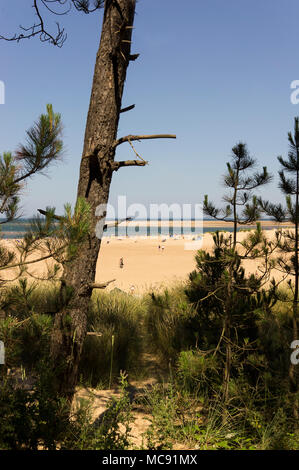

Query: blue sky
[{"left": 1, "top": 0, "right": 299, "bottom": 217}]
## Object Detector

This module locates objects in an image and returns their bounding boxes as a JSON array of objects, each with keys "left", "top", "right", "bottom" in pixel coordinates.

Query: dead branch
[
  {"left": 0, "top": 0, "right": 104, "bottom": 47},
  {"left": 120, "top": 104, "right": 135, "bottom": 113},
  {"left": 0, "top": 0, "right": 67, "bottom": 47},
  {"left": 38, "top": 208, "right": 64, "bottom": 221},
  {"left": 104, "top": 217, "right": 134, "bottom": 231},
  {"left": 127, "top": 138, "right": 146, "bottom": 162},
  {"left": 89, "top": 279, "right": 116, "bottom": 289},
  {"left": 112, "top": 160, "right": 148, "bottom": 171},
  {"left": 129, "top": 53, "right": 139, "bottom": 61},
  {"left": 114, "top": 134, "right": 176, "bottom": 148}
]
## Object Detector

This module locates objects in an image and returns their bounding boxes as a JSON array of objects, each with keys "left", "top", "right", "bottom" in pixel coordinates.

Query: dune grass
[{"left": 1, "top": 278, "right": 299, "bottom": 449}]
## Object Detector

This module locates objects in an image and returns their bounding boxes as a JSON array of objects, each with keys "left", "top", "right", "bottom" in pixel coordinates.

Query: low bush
[
  {"left": 0, "top": 313, "right": 53, "bottom": 371},
  {"left": 0, "top": 369, "right": 133, "bottom": 450},
  {"left": 176, "top": 349, "right": 220, "bottom": 393}
]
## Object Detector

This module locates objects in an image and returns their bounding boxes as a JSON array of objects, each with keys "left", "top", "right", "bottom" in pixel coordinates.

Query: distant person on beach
[
  {"left": 130, "top": 285, "right": 135, "bottom": 295},
  {"left": 161, "top": 245, "right": 165, "bottom": 252},
  {"left": 119, "top": 257, "right": 124, "bottom": 269}
]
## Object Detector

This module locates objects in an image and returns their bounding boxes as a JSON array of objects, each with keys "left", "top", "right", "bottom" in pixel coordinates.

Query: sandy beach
[
  {"left": 97, "top": 236, "right": 197, "bottom": 293},
  {"left": 1, "top": 226, "right": 293, "bottom": 294},
  {"left": 97, "top": 228, "right": 289, "bottom": 293}
]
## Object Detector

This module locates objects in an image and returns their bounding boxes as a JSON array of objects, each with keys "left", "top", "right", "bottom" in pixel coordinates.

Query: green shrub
[
  {"left": 2, "top": 280, "right": 71, "bottom": 319},
  {"left": 0, "top": 313, "right": 53, "bottom": 370},
  {"left": 0, "top": 317, "right": 22, "bottom": 369},
  {"left": 176, "top": 350, "right": 220, "bottom": 393},
  {"left": 0, "top": 369, "right": 133, "bottom": 450},
  {"left": 2, "top": 280, "right": 38, "bottom": 319},
  {"left": 0, "top": 365, "right": 71, "bottom": 450},
  {"left": 140, "top": 381, "right": 205, "bottom": 450}
]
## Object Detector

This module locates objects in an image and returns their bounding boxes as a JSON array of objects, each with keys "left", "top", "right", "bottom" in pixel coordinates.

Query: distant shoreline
[
  {"left": 0, "top": 219, "right": 294, "bottom": 239},
  {"left": 106, "top": 220, "right": 293, "bottom": 228}
]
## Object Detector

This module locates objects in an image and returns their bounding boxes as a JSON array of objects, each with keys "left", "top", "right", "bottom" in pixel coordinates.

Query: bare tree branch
[
  {"left": 129, "top": 53, "right": 139, "bottom": 61},
  {"left": 0, "top": 0, "right": 104, "bottom": 47},
  {"left": 114, "top": 134, "right": 176, "bottom": 148},
  {"left": 103, "top": 217, "right": 134, "bottom": 230},
  {"left": 120, "top": 104, "right": 135, "bottom": 113},
  {"left": 112, "top": 160, "right": 148, "bottom": 171},
  {"left": 0, "top": 245, "right": 68, "bottom": 271},
  {"left": 89, "top": 279, "right": 116, "bottom": 289},
  {"left": 38, "top": 208, "right": 64, "bottom": 221}
]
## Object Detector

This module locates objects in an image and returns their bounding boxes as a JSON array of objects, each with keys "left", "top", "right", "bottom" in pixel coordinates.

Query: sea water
[{"left": 0, "top": 219, "right": 284, "bottom": 239}]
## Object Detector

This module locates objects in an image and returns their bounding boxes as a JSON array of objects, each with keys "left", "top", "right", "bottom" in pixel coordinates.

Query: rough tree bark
[
  {"left": 50, "top": 0, "right": 175, "bottom": 398},
  {"left": 50, "top": 0, "right": 137, "bottom": 397},
  {"left": 0, "top": 0, "right": 176, "bottom": 399}
]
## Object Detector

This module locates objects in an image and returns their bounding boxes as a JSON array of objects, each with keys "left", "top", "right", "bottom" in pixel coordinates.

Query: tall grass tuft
[
  {"left": 144, "top": 284, "right": 198, "bottom": 365},
  {"left": 79, "top": 290, "right": 145, "bottom": 387}
]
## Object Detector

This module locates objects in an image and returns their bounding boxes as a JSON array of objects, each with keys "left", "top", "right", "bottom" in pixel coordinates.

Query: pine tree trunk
[
  {"left": 232, "top": 166, "right": 239, "bottom": 251},
  {"left": 222, "top": 271, "right": 232, "bottom": 410},
  {"left": 222, "top": 169, "right": 238, "bottom": 408},
  {"left": 50, "top": 0, "right": 136, "bottom": 399},
  {"left": 290, "top": 164, "right": 299, "bottom": 419},
  {"left": 222, "top": 308, "right": 231, "bottom": 406}
]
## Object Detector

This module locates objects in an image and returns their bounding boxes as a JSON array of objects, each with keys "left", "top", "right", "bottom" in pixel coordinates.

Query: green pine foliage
[{"left": 204, "top": 142, "right": 272, "bottom": 248}]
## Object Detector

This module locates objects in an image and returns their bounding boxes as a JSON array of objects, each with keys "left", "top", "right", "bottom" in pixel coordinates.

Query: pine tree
[
  {"left": 202, "top": 142, "right": 273, "bottom": 406},
  {"left": 204, "top": 142, "right": 272, "bottom": 250},
  {"left": 0, "top": 106, "right": 91, "bottom": 289},
  {"left": 185, "top": 230, "right": 276, "bottom": 408},
  {"left": 0, "top": 104, "right": 62, "bottom": 225},
  {"left": 259, "top": 117, "right": 299, "bottom": 419}
]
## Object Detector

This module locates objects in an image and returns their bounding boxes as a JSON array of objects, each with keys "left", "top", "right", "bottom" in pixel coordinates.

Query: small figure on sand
[
  {"left": 119, "top": 257, "right": 124, "bottom": 269},
  {"left": 161, "top": 245, "right": 165, "bottom": 252},
  {"left": 130, "top": 285, "right": 135, "bottom": 295},
  {"left": 158, "top": 245, "right": 161, "bottom": 251}
]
